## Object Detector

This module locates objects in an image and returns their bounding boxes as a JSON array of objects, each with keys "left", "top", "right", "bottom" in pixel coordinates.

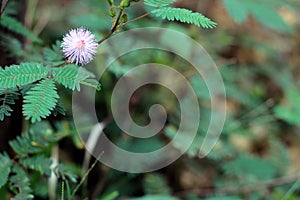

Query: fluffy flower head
[{"left": 61, "top": 27, "right": 98, "bottom": 65}]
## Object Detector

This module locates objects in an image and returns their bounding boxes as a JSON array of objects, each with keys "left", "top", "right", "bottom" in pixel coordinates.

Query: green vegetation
[{"left": 0, "top": 0, "right": 300, "bottom": 199}]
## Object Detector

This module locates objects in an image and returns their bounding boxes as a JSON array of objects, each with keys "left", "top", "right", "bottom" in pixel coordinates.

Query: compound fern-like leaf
[
  {"left": 54, "top": 163, "right": 78, "bottom": 183},
  {"left": 144, "top": 0, "right": 176, "bottom": 7},
  {"left": 44, "top": 40, "right": 64, "bottom": 65},
  {"left": 0, "top": 63, "right": 48, "bottom": 89},
  {"left": 0, "top": 88, "right": 19, "bottom": 120},
  {"left": 0, "top": 33, "right": 24, "bottom": 59},
  {"left": 0, "top": 153, "right": 12, "bottom": 189},
  {"left": 153, "top": 7, "right": 217, "bottom": 28},
  {"left": 9, "top": 128, "right": 60, "bottom": 157},
  {"left": 23, "top": 78, "right": 59, "bottom": 123},
  {"left": 0, "top": 15, "right": 42, "bottom": 43},
  {"left": 9, "top": 165, "right": 34, "bottom": 200},
  {"left": 20, "top": 155, "right": 52, "bottom": 176},
  {"left": 80, "top": 79, "right": 101, "bottom": 91},
  {"left": 53, "top": 64, "right": 96, "bottom": 91},
  {"left": 9, "top": 134, "right": 42, "bottom": 157}
]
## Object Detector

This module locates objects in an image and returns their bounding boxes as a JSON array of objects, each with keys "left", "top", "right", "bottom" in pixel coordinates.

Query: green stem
[
  {"left": 70, "top": 152, "right": 103, "bottom": 198},
  {"left": 97, "top": 10, "right": 152, "bottom": 45},
  {"left": 61, "top": 181, "right": 64, "bottom": 200},
  {"left": 122, "top": 11, "right": 152, "bottom": 27},
  {"left": 97, "top": 8, "right": 124, "bottom": 45}
]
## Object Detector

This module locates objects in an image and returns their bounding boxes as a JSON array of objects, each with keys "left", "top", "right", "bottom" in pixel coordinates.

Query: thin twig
[
  {"left": 54, "top": 60, "right": 69, "bottom": 68},
  {"left": 57, "top": 10, "right": 151, "bottom": 69},
  {"left": 71, "top": 152, "right": 104, "bottom": 198},
  {"left": 61, "top": 181, "right": 64, "bottom": 200},
  {"left": 97, "top": 8, "right": 124, "bottom": 45},
  {"left": 281, "top": 178, "right": 300, "bottom": 200},
  {"left": 97, "top": 11, "right": 152, "bottom": 45},
  {"left": 121, "top": 12, "right": 152, "bottom": 27}
]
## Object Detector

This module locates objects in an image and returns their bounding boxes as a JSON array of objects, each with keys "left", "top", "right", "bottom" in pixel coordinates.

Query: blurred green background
[{"left": 1, "top": 0, "right": 300, "bottom": 199}]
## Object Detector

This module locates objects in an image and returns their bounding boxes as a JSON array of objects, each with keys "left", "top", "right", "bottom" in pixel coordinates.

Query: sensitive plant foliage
[
  {"left": 0, "top": 153, "right": 11, "bottom": 189},
  {"left": 222, "top": 0, "right": 293, "bottom": 32},
  {"left": 144, "top": 0, "right": 177, "bottom": 7},
  {"left": 0, "top": 0, "right": 216, "bottom": 123},
  {"left": 0, "top": 63, "right": 47, "bottom": 89},
  {"left": 153, "top": 7, "right": 217, "bottom": 28},
  {"left": 23, "top": 79, "right": 59, "bottom": 123},
  {"left": 61, "top": 27, "right": 98, "bottom": 65},
  {"left": 0, "top": 15, "right": 42, "bottom": 43},
  {"left": 0, "top": 62, "right": 100, "bottom": 123},
  {"left": 145, "top": 0, "right": 217, "bottom": 28},
  {"left": 0, "top": 88, "right": 19, "bottom": 120},
  {"left": 53, "top": 64, "right": 97, "bottom": 91},
  {"left": 9, "top": 165, "right": 34, "bottom": 200},
  {"left": 0, "top": 123, "right": 78, "bottom": 199},
  {"left": 0, "top": 0, "right": 218, "bottom": 198},
  {"left": 0, "top": 0, "right": 299, "bottom": 199}
]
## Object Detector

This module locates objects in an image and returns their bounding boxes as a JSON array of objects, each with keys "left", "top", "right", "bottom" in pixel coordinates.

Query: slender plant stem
[
  {"left": 97, "top": 11, "right": 152, "bottom": 45},
  {"left": 61, "top": 181, "right": 64, "bottom": 200},
  {"left": 281, "top": 178, "right": 300, "bottom": 200},
  {"left": 122, "top": 12, "right": 152, "bottom": 27},
  {"left": 71, "top": 152, "right": 104, "bottom": 198},
  {"left": 97, "top": 8, "right": 124, "bottom": 45},
  {"left": 58, "top": 9, "right": 151, "bottom": 67}
]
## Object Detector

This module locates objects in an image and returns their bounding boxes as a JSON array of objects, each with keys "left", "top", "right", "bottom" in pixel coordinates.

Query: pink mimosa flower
[{"left": 61, "top": 27, "right": 98, "bottom": 65}]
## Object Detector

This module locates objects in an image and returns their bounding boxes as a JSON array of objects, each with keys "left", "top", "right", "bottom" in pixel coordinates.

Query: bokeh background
[{"left": 1, "top": 0, "right": 300, "bottom": 199}]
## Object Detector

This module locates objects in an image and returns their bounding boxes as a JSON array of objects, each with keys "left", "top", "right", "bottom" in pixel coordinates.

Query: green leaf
[
  {"left": 101, "top": 191, "right": 119, "bottom": 200},
  {"left": 0, "top": 104, "right": 12, "bottom": 120},
  {"left": 20, "top": 155, "right": 52, "bottom": 176},
  {"left": 44, "top": 40, "right": 64, "bottom": 62},
  {"left": 0, "top": 63, "right": 47, "bottom": 89},
  {"left": 53, "top": 64, "right": 97, "bottom": 91},
  {"left": 223, "top": 0, "right": 248, "bottom": 23},
  {"left": 54, "top": 163, "right": 78, "bottom": 183},
  {"left": 152, "top": 7, "right": 217, "bottom": 29},
  {"left": 0, "top": 88, "right": 19, "bottom": 120},
  {"left": 143, "top": 173, "right": 170, "bottom": 195},
  {"left": 0, "top": 15, "right": 42, "bottom": 43},
  {"left": 274, "top": 106, "right": 300, "bottom": 125},
  {"left": 0, "top": 153, "right": 12, "bottom": 189},
  {"left": 9, "top": 126, "right": 59, "bottom": 157},
  {"left": 274, "top": 88, "right": 300, "bottom": 125},
  {"left": 80, "top": 79, "right": 101, "bottom": 91},
  {"left": 53, "top": 102, "right": 66, "bottom": 117},
  {"left": 246, "top": 2, "right": 293, "bottom": 32},
  {"left": 144, "top": 0, "right": 176, "bottom": 7},
  {"left": 222, "top": 0, "right": 293, "bottom": 33},
  {"left": 0, "top": 33, "right": 24, "bottom": 59},
  {"left": 1, "top": 0, "right": 16, "bottom": 16},
  {"left": 9, "top": 165, "right": 34, "bottom": 200},
  {"left": 9, "top": 133, "right": 43, "bottom": 157},
  {"left": 23, "top": 78, "right": 59, "bottom": 123},
  {"left": 223, "top": 154, "right": 277, "bottom": 181}
]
